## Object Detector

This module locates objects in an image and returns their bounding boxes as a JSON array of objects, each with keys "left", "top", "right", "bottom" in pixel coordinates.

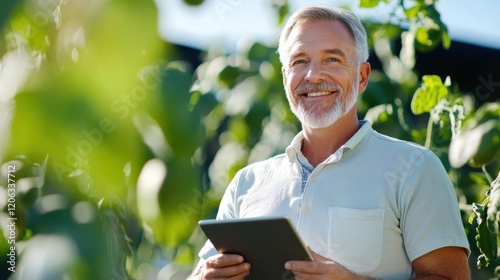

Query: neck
[{"left": 301, "top": 107, "right": 359, "bottom": 167}]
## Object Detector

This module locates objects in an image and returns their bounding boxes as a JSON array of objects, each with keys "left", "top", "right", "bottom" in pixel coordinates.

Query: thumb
[{"left": 307, "top": 246, "right": 330, "bottom": 261}]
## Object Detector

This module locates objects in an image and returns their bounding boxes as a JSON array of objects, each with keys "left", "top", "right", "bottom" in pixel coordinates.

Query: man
[{"left": 190, "top": 5, "right": 470, "bottom": 280}]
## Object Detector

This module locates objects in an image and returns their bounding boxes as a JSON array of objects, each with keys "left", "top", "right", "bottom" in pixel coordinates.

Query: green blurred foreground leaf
[{"left": 2, "top": 0, "right": 499, "bottom": 278}]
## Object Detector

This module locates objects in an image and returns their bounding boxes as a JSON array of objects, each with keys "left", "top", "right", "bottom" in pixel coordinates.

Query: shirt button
[
  {"left": 310, "top": 176, "right": 316, "bottom": 182},
  {"left": 304, "top": 207, "right": 310, "bottom": 213}
]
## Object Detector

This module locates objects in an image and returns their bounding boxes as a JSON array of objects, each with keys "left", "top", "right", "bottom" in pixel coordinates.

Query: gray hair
[{"left": 278, "top": 5, "right": 369, "bottom": 65}]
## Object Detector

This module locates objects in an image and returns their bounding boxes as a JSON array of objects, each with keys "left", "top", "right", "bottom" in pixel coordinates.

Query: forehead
[{"left": 284, "top": 19, "right": 356, "bottom": 57}]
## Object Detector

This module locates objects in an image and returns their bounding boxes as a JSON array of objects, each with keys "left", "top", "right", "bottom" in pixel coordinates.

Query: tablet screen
[{"left": 199, "top": 216, "right": 312, "bottom": 280}]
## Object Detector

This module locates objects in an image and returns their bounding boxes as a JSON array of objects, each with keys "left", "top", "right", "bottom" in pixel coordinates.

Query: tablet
[{"left": 199, "top": 216, "right": 313, "bottom": 280}]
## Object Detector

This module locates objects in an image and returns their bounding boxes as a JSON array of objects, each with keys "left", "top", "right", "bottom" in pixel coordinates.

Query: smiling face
[{"left": 281, "top": 19, "right": 370, "bottom": 128}]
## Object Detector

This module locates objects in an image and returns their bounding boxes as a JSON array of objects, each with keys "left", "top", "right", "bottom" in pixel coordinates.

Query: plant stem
[
  {"left": 425, "top": 115, "right": 433, "bottom": 148},
  {"left": 483, "top": 165, "right": 493, "bottom": 185}
]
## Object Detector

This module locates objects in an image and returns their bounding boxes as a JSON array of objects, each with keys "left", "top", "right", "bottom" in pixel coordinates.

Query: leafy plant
[{"left": 0, "top": 0, "right": 499, "bottom": 279}]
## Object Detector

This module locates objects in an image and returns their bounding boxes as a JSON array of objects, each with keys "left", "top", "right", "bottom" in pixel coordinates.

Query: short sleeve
[{"left": 399, "top": 150, "right": 470, "bottom": 261}]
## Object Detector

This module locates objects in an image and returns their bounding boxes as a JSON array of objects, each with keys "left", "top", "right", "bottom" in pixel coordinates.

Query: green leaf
[
  {"left": 422, "top": 4, "right": 443, "bottom": 24},
  {"left": 0, "top": 0, "right": 18, "bottom": 32},
  {"left": 441, "top": 27, "right": 451, "bottom": 49},
  {"left": 276, "top": 2, "right": 290, "bottom": 25},
  {"left": 359, "top": 0, "right": 383, "bottom": 8},
  {"left": 417, "top": 4, "right": 450, "bottom": 51},
  {"left": 229, "top": 117, "right": 250, "bottom": 144},
  {"left": 137, "top": 157, "right": 201, "bottom": 249},
  {"left": 218, "top": 65, "right": 241, "bottom": 88},
  {"left": 183, "top": 0, "right": 204, "bottom": 6},
  {"left": 159, "top": 158, "right": 201, "bottom": 247},
  {"left": 469, "top": 120, "right": 500, "bottom": 166},
  {"left": 411, "top": 75, "right": 449, "bottom": 115},
  {"left": 155, "top": 63, "right": 204, "bottom": 158},
  {"left": 469, "top": 172, "right": 491, "bottom": 186},
  {"left": 449, "top": 102, "right": 500, "bottom": 168},
  {"left": 471, "top": 201, "right": 498, "bottom": 263},
  {"left": 487, "top": 172, "right": 500, "bottom": 222},
  {"left": 404, "top": 4, "right": 422, "bottom": 19},
  {"left": 192, "top": 91, "right": 219, "bottom": 118},
  {"left": 364, "top": 104, "right": 392, "bottom": 124},
  {"left": 415, "top": 26, "right": 441, "bottom": 52},
  {"left": 247, "top": 42, "right": 273, "bottom": 63},
  {"left": 465, "top": 102, "right": 500, "bottom": 131},
  {"left": 383, "top": 23, "right": 402, "bottom": 40}
]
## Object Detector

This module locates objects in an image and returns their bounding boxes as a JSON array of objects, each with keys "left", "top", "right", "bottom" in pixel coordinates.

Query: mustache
[{"left": 293, "top": 82, "right": 342, "bottom": 95}]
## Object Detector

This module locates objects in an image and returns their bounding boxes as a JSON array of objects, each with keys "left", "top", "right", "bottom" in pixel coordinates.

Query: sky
[{"left": 155, "top": 0, "right": 500, "bottom": 52}]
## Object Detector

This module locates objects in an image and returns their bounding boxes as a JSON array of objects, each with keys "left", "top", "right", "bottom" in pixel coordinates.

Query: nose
[{"left": 304, "top": 61, "right": 325, "bottom": 83}]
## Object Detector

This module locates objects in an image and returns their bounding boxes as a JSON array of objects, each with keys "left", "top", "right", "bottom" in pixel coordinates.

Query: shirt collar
[{"left": 285, "top": 120, "right": 372, "bottom": 163}]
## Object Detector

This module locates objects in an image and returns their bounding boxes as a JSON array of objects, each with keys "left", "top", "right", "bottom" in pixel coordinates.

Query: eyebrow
[
  {"left": 288, "top": 48, "right": 348, "bottom": 63},
  {"left": 323, "top": 48, "right": 348, "bottom": 59}
]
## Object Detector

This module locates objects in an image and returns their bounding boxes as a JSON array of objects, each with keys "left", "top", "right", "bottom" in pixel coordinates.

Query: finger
[
  {"left": 204, "top": 262, "right": 251, "bottom": 279},
  {"left": 206, "top": 254, "right": 245, "bottom": 268},
  {"left": 308, "top": 249, "right": 329, "bottom": 262},
  {"left": 218, "top": 270, "right": 250, "bottom": 280},
  {"left": 285, "top": 260, "right": 323, "bottom": 273}
]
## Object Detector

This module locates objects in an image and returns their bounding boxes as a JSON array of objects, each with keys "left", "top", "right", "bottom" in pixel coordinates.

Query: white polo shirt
[{"left": 199, "top": 121, "right": 469, "bottom": 279}]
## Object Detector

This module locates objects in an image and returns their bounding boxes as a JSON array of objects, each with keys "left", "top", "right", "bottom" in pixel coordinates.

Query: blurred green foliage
[{"left": 0, "top": 0, "right": 499, "bottom": 279}]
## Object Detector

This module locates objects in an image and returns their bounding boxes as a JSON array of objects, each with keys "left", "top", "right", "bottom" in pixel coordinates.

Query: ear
[{"left": 357, "top": 62, "right": 371, "bottom": 94}]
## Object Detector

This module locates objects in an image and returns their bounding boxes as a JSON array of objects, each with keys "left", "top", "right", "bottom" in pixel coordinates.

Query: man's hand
[
  {"left": 194, "top": 254, "right": 251, "bottom": 280},
  {"left": 284, "top": 250, "right": 366, "bottom": 280}
]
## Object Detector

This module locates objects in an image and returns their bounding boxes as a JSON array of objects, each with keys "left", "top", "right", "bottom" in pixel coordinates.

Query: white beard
[{"left": 287, "top": 77, "right": 359, "bottom": 128}]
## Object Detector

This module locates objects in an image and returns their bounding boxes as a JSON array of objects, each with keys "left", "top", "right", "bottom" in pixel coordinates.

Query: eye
[
  {"left": 326, "top": 57, "right": 339, "bottom": 63},
  {"left": 291, "top": 59, "right": 307, "bottom": 66}
]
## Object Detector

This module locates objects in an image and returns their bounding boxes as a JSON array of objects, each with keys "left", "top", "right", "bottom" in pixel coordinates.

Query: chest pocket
[{"left": 328, "top": 206, "right": 385, "bottom": 274}]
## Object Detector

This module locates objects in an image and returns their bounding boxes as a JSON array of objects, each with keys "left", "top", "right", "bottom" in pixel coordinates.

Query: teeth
[{"left": 307, "top": 91, "right": 331, "bottom": 97}]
